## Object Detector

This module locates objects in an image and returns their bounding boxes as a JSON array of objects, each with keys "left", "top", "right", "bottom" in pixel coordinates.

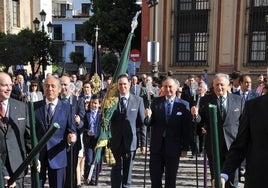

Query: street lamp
[
  {"left": 147, "top": 0, "right": 159, "bottom": 78},
  {"left": 39, "top": 9, "right": 46, "bottom": 32},
  {"left": 32, "top": 10, "right": 53, "bottom": 78}
]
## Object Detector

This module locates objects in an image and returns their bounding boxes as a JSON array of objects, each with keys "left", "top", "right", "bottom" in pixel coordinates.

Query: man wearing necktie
[
  {"left": 83, "top": 95, "right": 101, "bottom": 185},
  {"left": 110, "top": 74, "right": 147, "bottom": 188},
  {"left": 192, "top": 73, "right": 245, "bottom": 188},
  {"left": 10, "top": 74, "right": 28, "bottom": 102},
  {"left": 145, "top": 77, "right": 192, "bottom": 188},
  {"left": 130, "top": 75, "right": 141, "bottom": 96},
  {"left": 34, "top": 75, "right": 77, "bottom": 188},
  {"left": 0, "top": 72, "right": 31, "bottom": 187},
  {"left": 233, "top": 74, "right": 260, "bottom": 101},
  {"left": 59, "top": 75, "right": 85, "bottom": 188}
]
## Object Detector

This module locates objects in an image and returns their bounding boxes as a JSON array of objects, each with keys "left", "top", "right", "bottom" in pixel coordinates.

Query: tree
[
  {"left": 0, "top": 29, "right": 59, "bottom": 78},
  {"left": 69, "top": 51, "right": 86, "bottom": 67},
  {"left": 101, "top": 52, "right": 118, "bottom": 75},
  {"left": 0, "top": 33, "right": 23, "bottom": 72},
  {"left": 81, "top": 0, "right": 141, "bottom": 53}
]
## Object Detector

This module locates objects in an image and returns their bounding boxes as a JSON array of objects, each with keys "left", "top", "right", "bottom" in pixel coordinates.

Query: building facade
[
  {"left": 52, "top": 0, "right": 93, "bottom": 73},
  {"left": 140, "top": 0, "right": 268, "bottom": 83}
]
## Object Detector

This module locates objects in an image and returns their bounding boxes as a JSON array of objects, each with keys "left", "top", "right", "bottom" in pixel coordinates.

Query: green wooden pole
[
  {"left": 28, "top": 101, "right": 40, "bottom": 188},
  {"left": 209, "top": 104, "right": 221, "bottom": 188},
  {"left": 8, "top": 123, "right": 60, "bottom": 186}
]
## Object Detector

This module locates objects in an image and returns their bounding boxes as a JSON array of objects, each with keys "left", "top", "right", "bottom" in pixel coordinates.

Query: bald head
[{"left": 0, "top": 72, "right": 13, "bottom": 101}]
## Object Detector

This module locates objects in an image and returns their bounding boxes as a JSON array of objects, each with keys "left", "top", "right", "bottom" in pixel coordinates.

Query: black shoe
[
  {"left": 77, "top": 185, "right": 82, "bottom": 188},
  {"left": 89, "top": 180, "right": 96, "bottom": 186}
]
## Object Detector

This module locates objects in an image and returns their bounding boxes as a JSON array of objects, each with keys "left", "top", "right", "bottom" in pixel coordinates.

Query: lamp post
[
  {"left": 147, "top": 0, "right": 159, "bottom": 78},
  {"left": 32, "top": 10, "right": 53, "bottom": 77}
]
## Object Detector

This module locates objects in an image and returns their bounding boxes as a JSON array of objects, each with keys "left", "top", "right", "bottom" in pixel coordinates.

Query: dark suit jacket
[
  {"left": 59, "top": 95, "right": 85, "bottom": 151},
  {"left": 148, "top": 96, "right": 192, "bottom": 156},
  {"left": 34, "top": 99, "right": 76, "bottom": 169},
  {"left": 181, "top": 84, "right": 193, "bottom": 103},
  {"left": 234, "top": 90, "right": 260, "bottom": 101},
  {"left": 198, "top": 92, "right": 244, "bottom": 176},
  {"left": 110, "top": 94, "right": 146, "bottom": 154},
  {"left": 83, "top": 109, "right": 101, "bottom": 148},
  {"left": 0, "top": 98, "right": 31, "bottom": 178},
  {"left": 11, "top": 83, "right": 28, "bottom": 101},
  {"left": 222, "top": 95, "right": 268, "bottom": 187}
]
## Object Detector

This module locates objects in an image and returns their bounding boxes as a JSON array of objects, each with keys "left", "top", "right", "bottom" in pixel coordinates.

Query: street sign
[{"left": 130, "top": 49, "right": 141, "bottom": 62}]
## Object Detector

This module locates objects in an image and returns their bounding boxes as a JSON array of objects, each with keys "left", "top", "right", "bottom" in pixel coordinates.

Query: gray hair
[{"left": 214, "top": 73, "right": 230, "bottom": 85}]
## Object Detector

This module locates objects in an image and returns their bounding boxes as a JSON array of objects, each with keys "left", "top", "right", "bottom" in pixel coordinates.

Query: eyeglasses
[{"left": 31, "top": 85, "right": 38, "bottom": 87}]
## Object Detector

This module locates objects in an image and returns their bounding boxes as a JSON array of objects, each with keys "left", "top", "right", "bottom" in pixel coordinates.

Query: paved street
[{"left": 23, "top": 151, "right": 245, "bottom": 187}]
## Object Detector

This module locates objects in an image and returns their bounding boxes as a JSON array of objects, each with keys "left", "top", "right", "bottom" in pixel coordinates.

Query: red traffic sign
[{"left": 130, "top": 49, "right": 141, "bottom": 62}]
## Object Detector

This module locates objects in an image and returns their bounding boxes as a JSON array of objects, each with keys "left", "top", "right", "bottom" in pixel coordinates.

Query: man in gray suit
[
  {"left": 110, "top": 74, "right": 147, "bottom": 188},
  {"left": 0, "top": 72, "right": 31, "bottom": 187},
  {"left": 192, "top": 73, "right": 245, "bottom": 188}
]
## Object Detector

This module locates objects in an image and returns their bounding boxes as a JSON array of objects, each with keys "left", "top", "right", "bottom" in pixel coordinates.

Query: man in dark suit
[
  {"left": 83, "top": 94, "right": 101, "bottom": 185},
  {"left": 181, "top": 74, "right": 198, "bottom": 103},
  {"left": 145, "top": 77, "right": 192, "bottom": 188},
  {"left": 34, "top": 75, "right": 77, "bottom": 188},
  {"left": 59, "top": 75, "right": 85, "bottom": 188},
  {"left": 0, "top": 72, "right": 31, "bottom": 188},
  {"left": 234, "top": 74, "right": 260, "bottom": 101},
  {"left": 110, "top": 74, "right": 147, "bottom": 188},
  {"left": 219, "top": 95, "right": 268, "bottom": 187},
  {"left": 192, "top": 73, "right": 245, "bottom": 188},
  {"left": 11, "top": 74, "right": 28, "bottom": 102}
]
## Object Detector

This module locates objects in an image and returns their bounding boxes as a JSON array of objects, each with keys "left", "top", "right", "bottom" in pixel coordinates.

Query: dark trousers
[
  {"left": 84, "top": 146, "right": 96, "bottom": 180},
  {"left": 40, "top": 164, "right": 66, "bottom": 188},
  {"left": 111, "top": 151, "right": 136, "bottom": 188},
  {"left": 150, "top": 138, "right": 180, "bottom": 188}
]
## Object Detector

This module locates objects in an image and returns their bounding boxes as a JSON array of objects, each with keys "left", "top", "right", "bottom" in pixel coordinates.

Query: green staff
[
  {"left": 8, "top": 123, "right": 60, "bottom": 186},
  {"left": 28, "top": 100, "right": 40, "bottom": 188},
  {"left": 209, "top": 104, "right": 221, "bottom": 188}
]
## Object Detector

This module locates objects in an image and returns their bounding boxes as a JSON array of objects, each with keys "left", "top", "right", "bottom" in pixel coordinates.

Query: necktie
[
  {"left": 120, "top": 97, "right": 127, "bottom": 114},
  {"left": 166, "top": 100, "right": 173, "bottom": 116},
  {"left": 0, "top": 101, "right": 6, "bottom": 118},
  {"left": 219, "top": 96, "right": 226, "bottom": 119},
  {"left": 47, "top": 103, "right": 53, "bottom": 124},
  {"left": 90, "top": 111, "right": 97, "bottom": 135},
  {"left": 242, "top": 93, "right": 247, "bottom": 100}
]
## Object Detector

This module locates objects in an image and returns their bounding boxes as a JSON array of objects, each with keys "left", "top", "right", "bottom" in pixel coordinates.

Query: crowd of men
[{"left": 0, "top": 70, "right": 267, "bottom": 188}]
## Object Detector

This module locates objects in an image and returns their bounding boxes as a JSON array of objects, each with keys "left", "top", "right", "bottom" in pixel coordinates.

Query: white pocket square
[
  {"left": 18, "top": 118, "right": 25, "bottom": 120},
  {"left": 176, "top": 112, "right": 182, "bottom": 115},
  {"left": 131, "top": 109, "right": 137, "bottom": 111}
]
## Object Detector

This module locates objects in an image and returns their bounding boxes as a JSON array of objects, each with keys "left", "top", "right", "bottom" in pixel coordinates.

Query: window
[
  {"left": 175, "top": 0, "right": 209, "bottom": 66},
  {"left": 247, "top": 0, "right": 268, "bottom": 66},
  {"left": 82, "top": 3, "right": 91, "bottom": 16},
  {"left": 12, "top": 0, "right": 20, "bottom": 27},
  {"left": 75, "top": 24, "right": 83, "bottom": 41},
  {"left": 60, "top": 4, "right": 70, "bottom": 16},
  {"left": 53, "top": 25, "right": 62, "bottom": 40},
  {"left": 75, "top": 46, "right": 84, "bottom": 56}
]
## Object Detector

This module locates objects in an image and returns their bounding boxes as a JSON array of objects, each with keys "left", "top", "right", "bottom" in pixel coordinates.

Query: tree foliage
[
  {"left": 69, "top": 51, "right": 86, "bottom": 66},
  {"left": 81, "top": 0, "right": 141, "bottom": 53},
  {"left": 101, "top": 52, "right": 119, "bottom": 75},
  {"left": 0, "top": 29, "right": 59, "bottom": 77}
]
